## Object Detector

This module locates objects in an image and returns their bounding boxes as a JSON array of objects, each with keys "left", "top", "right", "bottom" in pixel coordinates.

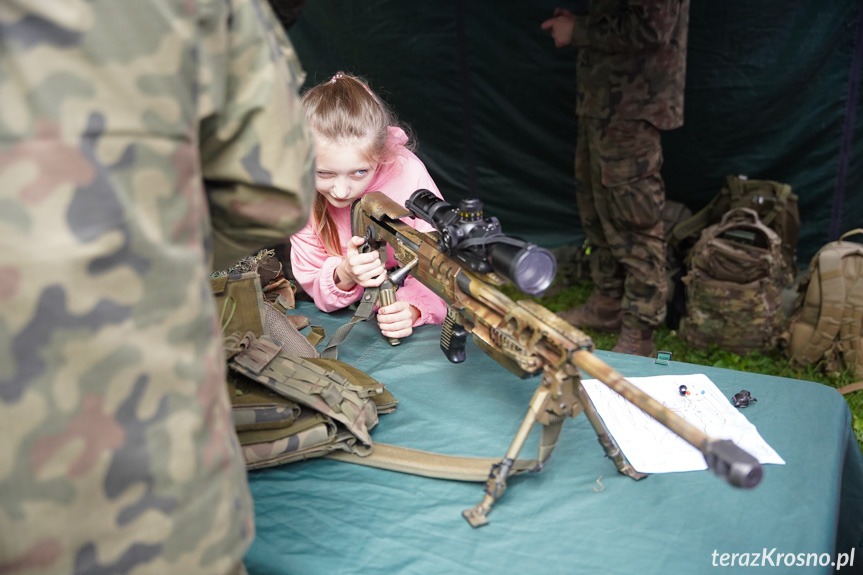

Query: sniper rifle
[{"left": 350, "top": 189, "right": 763, "bottom": 527}]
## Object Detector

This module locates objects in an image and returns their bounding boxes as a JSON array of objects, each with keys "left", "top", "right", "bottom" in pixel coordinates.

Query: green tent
[{"left": 287, "top": 0, "right": 863, "bottom": 264}]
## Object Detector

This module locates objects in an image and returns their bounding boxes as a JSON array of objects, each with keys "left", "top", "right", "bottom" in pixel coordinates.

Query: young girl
[{"left": 290, "top": 72, "right": 447, "bottom": 339}]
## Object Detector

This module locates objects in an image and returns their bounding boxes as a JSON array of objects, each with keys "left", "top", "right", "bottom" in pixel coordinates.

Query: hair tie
[{"left": 328, "top": 72, "right": 377, "bottom": 100}]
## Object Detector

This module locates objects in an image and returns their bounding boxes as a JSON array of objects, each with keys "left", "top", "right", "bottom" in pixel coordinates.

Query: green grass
[{"left": 502, "top": 279, "right": 863, "bottom": 452}]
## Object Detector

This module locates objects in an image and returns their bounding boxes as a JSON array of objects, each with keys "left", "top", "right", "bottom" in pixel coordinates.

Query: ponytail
[{"left": 303, "top": 72, "right": 414, "bottom": 257}]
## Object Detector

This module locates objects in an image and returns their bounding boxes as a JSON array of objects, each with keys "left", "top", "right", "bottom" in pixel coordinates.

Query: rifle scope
[{"left": 405, "top": 189, "right": 557, "bottom": 296}]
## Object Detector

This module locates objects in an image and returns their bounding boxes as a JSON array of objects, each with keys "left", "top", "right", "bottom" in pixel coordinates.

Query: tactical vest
[
  {"left": 212, "top": 252, "right": 396, "bottom": 470},
  {"left": 679, "top": 208, "right": 788, "bottom": 355}
]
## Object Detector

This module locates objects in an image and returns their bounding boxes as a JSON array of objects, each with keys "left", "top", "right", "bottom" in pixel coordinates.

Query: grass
[{"left": 502, "top": 278, "right": 863, "bottom": 452}]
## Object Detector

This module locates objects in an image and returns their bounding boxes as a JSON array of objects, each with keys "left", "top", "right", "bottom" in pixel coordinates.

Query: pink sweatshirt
[{"left": 290, "top": 127, "right": 447, "bottom": 326}]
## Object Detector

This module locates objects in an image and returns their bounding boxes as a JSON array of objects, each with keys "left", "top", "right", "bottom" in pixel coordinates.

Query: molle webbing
[{"left": 230, "top": 335, "right": 380, "bottom": 447}]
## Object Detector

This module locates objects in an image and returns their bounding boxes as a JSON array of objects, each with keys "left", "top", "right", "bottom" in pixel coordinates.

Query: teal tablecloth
[{"left": 244, "top": 302, "right": 863, "bottom": 574}]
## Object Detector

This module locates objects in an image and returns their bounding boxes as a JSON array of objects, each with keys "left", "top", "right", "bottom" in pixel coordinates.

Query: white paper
[{"left": 580, "top": 373, "right": 785, "bottom": 474}]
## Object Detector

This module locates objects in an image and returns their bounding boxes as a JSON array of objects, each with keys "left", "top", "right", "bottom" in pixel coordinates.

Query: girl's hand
[
  {"left": 376, "top": 300, "right": 420, "bottom": 339},
  {"left": 335, "top": 236, "right": 386, "bottom": 289}
]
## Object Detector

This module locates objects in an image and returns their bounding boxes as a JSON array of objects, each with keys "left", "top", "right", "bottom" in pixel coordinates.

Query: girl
[{"left": 290, "top": 72, "right": 447, "bottom": 339}]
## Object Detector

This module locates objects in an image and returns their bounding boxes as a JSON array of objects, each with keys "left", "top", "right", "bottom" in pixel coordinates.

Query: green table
[{"left": 245, "top": 303, "right": 863, "bottom": 574}]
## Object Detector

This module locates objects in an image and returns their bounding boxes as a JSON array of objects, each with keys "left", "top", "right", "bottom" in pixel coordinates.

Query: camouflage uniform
[
  {"left": 571, "top": 0, "right": 689, "bottom": 329},
  {"left": 0, "top": 1, "right": 313, "bottom": 574}
]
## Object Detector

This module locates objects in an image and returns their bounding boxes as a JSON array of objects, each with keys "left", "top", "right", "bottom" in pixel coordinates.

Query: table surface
[{"left": 244, "top": 302, "right": 863, "bottom": 575}]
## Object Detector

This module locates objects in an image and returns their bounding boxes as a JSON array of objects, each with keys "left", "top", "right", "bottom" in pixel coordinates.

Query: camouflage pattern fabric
[
  {"left": 575, "top": 117, "right": 668, "bottom": 329},
  {"left": 680, "top": 208, "right": 787, "bottom": 355},
  {"left": 571, "top": 0, "right": 690, "bottom": 130},
  {"left": 0, "top": 0, "right": 313, "bottom": 573},
  {"left": 238, "top": 411, "right": 369, "bottom": 471},
  {"left": 216, "top": 273, "right": 397, "bottom": 471},
  {"left": 229, "top": 336, "right": 381, "bottom": 448},
  {"left": 671, "top": 175, "right": 800, "bottom": 283},
  {"left": 228, "top": 372, "right": 301, "bottom": 432},
  {"left": 233, "top": 401, "right": 301, "bottom": 432},
  {"left": 569, "top": 0, "right": 688, "bottom": 330}
]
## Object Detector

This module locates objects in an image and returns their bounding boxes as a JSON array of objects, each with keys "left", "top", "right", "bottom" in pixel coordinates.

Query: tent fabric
[
  {"left": 286, "top": 1, "right": 863, "bottom": 264},
  {"left": 243, "top": 302, "right": 863, "bottom": 574}
]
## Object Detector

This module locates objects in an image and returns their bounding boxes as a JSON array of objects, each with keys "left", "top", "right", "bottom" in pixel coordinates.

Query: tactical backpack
[
  {"left": 679, "top": 207, "right": 789, "bottom": 355},
  {"left": 672, "top": 174, "right": 800, "bottom": 283},
  {"left": 785, "top": 229, "right": 863, "bottom": 379}
]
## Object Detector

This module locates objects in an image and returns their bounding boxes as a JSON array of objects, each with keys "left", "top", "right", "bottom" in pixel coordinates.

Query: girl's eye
[
  {"left": 353, "top": 169, "right": 368, "bottom": 177},
  {"left": 316, "top": 171, "right": 334, "bottom": 178}
]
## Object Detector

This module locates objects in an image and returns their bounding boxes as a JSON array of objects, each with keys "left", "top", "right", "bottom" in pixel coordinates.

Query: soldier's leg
[
  {"left": 575, "top": 117, "right": 625, "bottom": 299},
  {"left": 560, "top": 118, "right": 624, "bottom": 331},
  {"left": 592, "top": 119, "right": 667, "bottom": 352}
]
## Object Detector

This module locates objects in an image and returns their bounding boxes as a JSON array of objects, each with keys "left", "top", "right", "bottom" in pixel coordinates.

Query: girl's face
[{"left": 314, "top": 138, "right": 378, "bottom": 209}]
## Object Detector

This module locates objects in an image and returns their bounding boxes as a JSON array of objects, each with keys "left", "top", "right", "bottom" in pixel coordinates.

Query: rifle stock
[{"left": 352, "top": 191, "right": 763, "bottom": 527}]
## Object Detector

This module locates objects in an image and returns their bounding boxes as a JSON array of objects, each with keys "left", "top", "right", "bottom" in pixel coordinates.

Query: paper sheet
[{"left": 580, "top": 373, "right": 785, "bottom": 474}]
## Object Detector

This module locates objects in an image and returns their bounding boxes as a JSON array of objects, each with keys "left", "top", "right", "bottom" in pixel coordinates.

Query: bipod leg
[
  {"left": 462, "top": 366, "right": 580, "bottom": 527},
  {"left": 533, "top": 418, "right": 564, "bottom": 473},
  {"left": 462, "top": 387, "right": 549, "bottom": 528},
  {"left": 574, "top": 381, "right": 647, "bottom": 480}
]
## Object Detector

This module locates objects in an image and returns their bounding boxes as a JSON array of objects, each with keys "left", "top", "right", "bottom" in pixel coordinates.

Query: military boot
[
  {"left": 557, "top": 293, "right": 623, "bottom": 333},
  {"left": 611, "top": 326, "right": 655, "bottom": 357}
]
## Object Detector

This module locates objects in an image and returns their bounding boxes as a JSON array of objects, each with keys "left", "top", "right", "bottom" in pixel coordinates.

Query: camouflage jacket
[
  {"left": 571, "top": 0, "right": 690, "bottom": 130},
  {"left": 0, "top": 0, "right": 313, "bottom": 574}
]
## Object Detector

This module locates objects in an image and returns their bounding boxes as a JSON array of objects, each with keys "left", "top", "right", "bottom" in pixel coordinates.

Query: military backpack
[
  {"left": 672, "top": 174, "right": 800, "bottom": 284},
  {"left": 679, "top": 207, "right": 789, "bottom": 355},
  {"left": 785, "top": 229, "right": 863, "bottom": 379}
]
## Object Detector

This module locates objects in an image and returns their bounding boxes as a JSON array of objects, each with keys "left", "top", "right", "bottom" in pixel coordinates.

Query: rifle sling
[
  {"left": 321, "top": 287, "right": 380, "bottom": 360},
  {"left": 325, "top": 442, "right": 537, "bottom": 482},
  {"left": 322, "top": 241, "right": 395, "bottom": 360}
]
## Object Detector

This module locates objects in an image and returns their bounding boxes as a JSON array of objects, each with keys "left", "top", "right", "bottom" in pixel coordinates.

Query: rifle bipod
[{"left": 461, "top": 365, "right": 644, "bottom": 527}]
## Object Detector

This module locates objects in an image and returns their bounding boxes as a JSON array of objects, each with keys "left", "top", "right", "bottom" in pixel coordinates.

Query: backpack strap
[
  {"left": 756, "top": 183, "right": 792, "bottom": 228},
  {"left": 838, "top": 271, "right": 863, "bottom": 373},
  {"left": 725, "top": 173, "right": 746, "bottom": 202},
  {"left": 792, "top": 249, "right": 846, "bottom": 365},
  {"left": 836, "top": 230, "right": 863, "bottom": 376},
  {"left": 671, "top": 188, "right": 726, "bottom": 243}
]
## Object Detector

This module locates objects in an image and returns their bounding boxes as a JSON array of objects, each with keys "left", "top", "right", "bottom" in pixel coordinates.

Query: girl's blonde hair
[{"left": 303, "top": 72, "right": 413, "bottom": 256}]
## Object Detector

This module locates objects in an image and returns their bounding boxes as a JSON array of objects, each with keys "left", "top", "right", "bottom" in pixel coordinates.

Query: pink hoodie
[{"left": 290, "top": 127, "right": 447, "bottom": 326}]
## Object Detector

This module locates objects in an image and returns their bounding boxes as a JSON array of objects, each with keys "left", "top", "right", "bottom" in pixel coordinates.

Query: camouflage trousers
[{"left": 575, "top": 117, "right": 668, "bottom": 329}]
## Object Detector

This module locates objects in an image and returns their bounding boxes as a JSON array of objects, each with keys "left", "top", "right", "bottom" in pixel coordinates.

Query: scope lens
[{"left": 488, "top": 243, "right": 557, "bottom": 296}]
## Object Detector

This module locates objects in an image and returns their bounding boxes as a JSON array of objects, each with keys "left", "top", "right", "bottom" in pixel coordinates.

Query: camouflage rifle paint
[{"left": 0, "top": 0, "right": 314, "bottom": 573}]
